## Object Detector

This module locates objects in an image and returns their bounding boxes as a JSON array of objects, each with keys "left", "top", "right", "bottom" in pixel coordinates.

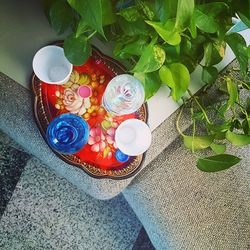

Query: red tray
[{"left": 32, "top": 44, "right": 148, "bottom": 179}]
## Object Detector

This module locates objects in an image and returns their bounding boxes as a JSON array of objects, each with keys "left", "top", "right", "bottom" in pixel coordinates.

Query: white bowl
[
  {"left": 32, "top": 45, "right": 73, "bottom": 85},
  {"left": 115, "top": 119, "right": 152, "bottom": 156}
]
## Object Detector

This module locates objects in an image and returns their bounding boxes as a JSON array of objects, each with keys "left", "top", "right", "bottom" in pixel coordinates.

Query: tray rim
[{"left": 31, "top": 42, "right": 148, "bottom": 180}]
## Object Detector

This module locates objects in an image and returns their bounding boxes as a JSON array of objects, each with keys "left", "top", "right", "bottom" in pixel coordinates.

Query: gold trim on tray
[{"left": 32, "top": 43, "right": 148, "bottom": 179}]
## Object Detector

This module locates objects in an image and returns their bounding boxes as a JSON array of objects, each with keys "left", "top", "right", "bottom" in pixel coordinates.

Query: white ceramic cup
[
  {"left": 115, "top": 119, "right": 152, "bottom": 156},
  {"left": 32, "top": 45, "right": 73, "bottom": 85}
]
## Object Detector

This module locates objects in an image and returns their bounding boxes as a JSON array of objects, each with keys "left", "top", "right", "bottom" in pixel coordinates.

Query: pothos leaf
[
  {"left": 117, "top": 6, "right": 141, "bottom": 22},
  {"left": 225, "top": 33, "right": 248, "bottom": 74},
  {"left": 183, "top": 135, "right": 214, "bottom": 151},
  {"left": 210, "top": 143, "right": 226, "bottom": 154},
  {"left": 131, "top": 42, "right": 165, "bottom": 73},
  {"left": 134, "top": 71, "right": 161, "bottom": 100},
  {"left": 194, "top": 8, "right": 219, "bottom": 33},
  {"left": 102, "top": 0, "right": 116, "bottom": 26},
  {"left": 188, "top": 14, "right": 197, "bottom": 38},
  {"left": 226, "top": 130, "right": 250, "bottom": 146},
  {"left": 155, "top": 0, "right": 177, "bottom": 23},
  {"left": 121, "top": 38, "right": 148, "bottom": 56},
  {"left": 146, "top": 20, "right": 181, "bottom": 46},
  {"left": 137, "top": 0, "right": 156, "bottom": 21},
  {"left": 226, "top": 78, "right": 238, "bottom": 111},
  {"left": 159, "top": 63, "right": 190, "bottom": 101},
  {"left": 175, "top": 0, "right": 194, "bottom": 30},
  {"left": 194, "top": 2, "right": 229, "bottom": 33},
  {"left": 49, "top": 0, "right": 74, "bottom": 34},
  {"left": 197, "top": 154, "right": 241, "bottom": 172},
  {"left": 242, "top": 119, "right": 250, "bottom": 135},
  {"left": 118, "top": 18, "right": 150, "bottom": 36},
  {"left": 202, "top": 66, "right": 218, "bottom": 85},
  {"left": 64, "top": 34, "right": 91, "bottom": 65},
  {"left": 76, "top": 19, "right": 89, "bottom": 38},
  {"left": 204, "top": 42, "right": 225, "bottom": 67},
  {"left": 67, "top": 0, "right": 105, "bottom": 38}
]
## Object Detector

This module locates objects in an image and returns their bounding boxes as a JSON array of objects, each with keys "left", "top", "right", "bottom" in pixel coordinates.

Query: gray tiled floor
[
  {"left": 0, "top": 130, "right": 155, "bottom": 249},
  {"left": 0, "top": 131, "right": 30, "bottom": 217}
]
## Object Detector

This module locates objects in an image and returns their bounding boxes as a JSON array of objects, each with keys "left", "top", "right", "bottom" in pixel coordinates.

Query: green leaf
[
  {"left": 155, "top": 0, "right": 177, "bottom": 23},
  {"left": 238, "top": 12, "right": 250, "bottom": 28},
  {"left": 193, "top": 111, "right": 205, "bottom": 121},
  {"left": 159, "top": 65, "right": 174, "bottom": 85},
  {"left": 102, "top": 0, "right": 116, "bottom": 26},
  {"left": 226, "top": 78, "right": 238, "bottom": 110},
  {"left": 175, "top": 0, "right": 194, "bottom": 30},
  {"left": 248, "top": 46, "right": 250, "bottom": 58},
  {"left": 132, "top": 42, "right": 165, "bottom": 73},
  {"left": 210, "top": 143, "right": 226, "bottom": 154},
  {"left": 193, "top": 2, "right": 228, "bottom": 34},
  {"left": 194, "top": 8, "right": 219, "bottom": 33},
  {"left": 226, "top": 130, "right": 250, "bottom": 146},
  {"left": 246, "top": 97, "right": 250, "bottom": 114},
  {"left": 49, "top": 0, "right": 74, "bottom": 34},
  {"left": 204, "top": 42, "right": 225, "bottom": 67},
  {"left": 188, "top": 14, "right": 197, "bottom": 38},
  {"left": 118, "top": 18, "right": 150, "bottom": 36},
  {"left": 146, "top": 20, "right": 181, "bottom": 46},
  {"left": 43, "top": 0, "right": 54, "bottom": 21},
  {"left": 114, "top": 37, "right": 149, "bottom": 59},
  {"left": 162, "top": 44, "right": 180, "bottom": 60},
  {"left": 208, "top": 123, "right": 231, "bottom": 133},
  {"left": 242, "top": 119, "right": 250, "bottom": 135},
  {"left": 67, "top": 0, "right": 105, "bottom": 38},
  {"left": 138, "top": 0, "right": 156, "bottom": 21},
  {"left": 225, "top": 33, "right": 248, "bottom": 74},
  {"left": 64, "top": 34, "right": 91, "bottom": 65},
  {"left": 202, "top": 66, "right": 218, "bottom": 85},
  {"left": 76, "top": 19, "right": 89, "bottom": 38},
  {"left": 159, "top": 63, "right": 190, "bottom": 101},
  {"left": 231, "top": 119, "right": 241, "bottom": 130},
  {"left": 197, "top": 154, "right": 241, "bottom": 172},
  {"left": 183, "top": 135, "right": 214, "bottom": 151},
  {"left": 117, "top": 6, "right": 141, "bottom": 22},
  {"left": 234, "top": 0, "right": 250, "bottom": 28},
  {"left": 134, "top": 71, "right": 161, "bottom": 100},
  {"left": 197, "top": 2, "right": 229, "bottom": 17},
  {"left": 181, "top": 35, "right": 206, "bottom": 61},
  {"left": 121, "top": 38, "right": 148, "bottom": 56}
]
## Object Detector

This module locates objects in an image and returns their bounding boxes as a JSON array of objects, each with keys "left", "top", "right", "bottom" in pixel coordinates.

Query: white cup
[
  {"left": 115, "top": 119, "right": 152, "bottom": 156},
  {"left": 32, "top": 45, "right": 73, "bottom": 85}
]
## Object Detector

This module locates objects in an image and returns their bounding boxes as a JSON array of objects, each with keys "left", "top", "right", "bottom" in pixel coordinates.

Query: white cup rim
[
  {"left": 32, "top": 45, "right": 73, "bottom": 85},
  {"left": 115, "top": 119, "right": 152, "bottom": 156}
]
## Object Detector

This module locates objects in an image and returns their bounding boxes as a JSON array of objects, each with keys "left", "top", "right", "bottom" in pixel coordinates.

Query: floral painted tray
[{"left": 32, "top": 45, "right": 148, "bottom": 179}]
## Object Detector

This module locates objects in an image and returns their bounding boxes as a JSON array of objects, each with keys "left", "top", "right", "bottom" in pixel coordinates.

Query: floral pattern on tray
[{"left": 32, "top": 46, "right": 148, "bottom": 179}]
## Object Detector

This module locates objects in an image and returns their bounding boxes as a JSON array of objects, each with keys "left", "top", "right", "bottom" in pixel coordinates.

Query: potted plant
[{"left": 44, "top": 0, "right": 250, "bottom": 172}]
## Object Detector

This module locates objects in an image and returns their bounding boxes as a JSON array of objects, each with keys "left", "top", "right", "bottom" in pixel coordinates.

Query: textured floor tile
[
  {"left": 0, "top": 131, "right": 30, "bottom": 217},
  {"left": 0, "top": 158, "right": 142, "bottom": 250}
]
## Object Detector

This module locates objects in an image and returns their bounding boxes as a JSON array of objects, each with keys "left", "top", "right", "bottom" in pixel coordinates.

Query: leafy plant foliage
[{"left": 45, "top": 0, "right": 250, "bottom": 172}]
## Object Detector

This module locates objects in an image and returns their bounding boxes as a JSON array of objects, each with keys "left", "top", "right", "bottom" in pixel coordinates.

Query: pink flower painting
[{"left": 88, "top": 127, "right": 106, "bottom": 152}]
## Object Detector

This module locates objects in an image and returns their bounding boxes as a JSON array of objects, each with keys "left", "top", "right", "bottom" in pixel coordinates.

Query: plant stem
[
  {"left": 191, "top": 104, "right": 196, "bottom": 153},
  {"left": 234, "top": 78, "right": 250, "bottom": 90},
  {"left": 194, "top": 97, "right": 212, "bottom": 125},
  {"left": 176, "top": 105, "right": 185, "bottom": 137},
  {"left": 87, "top": 31, "right": 97, "bottom": 40}
]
